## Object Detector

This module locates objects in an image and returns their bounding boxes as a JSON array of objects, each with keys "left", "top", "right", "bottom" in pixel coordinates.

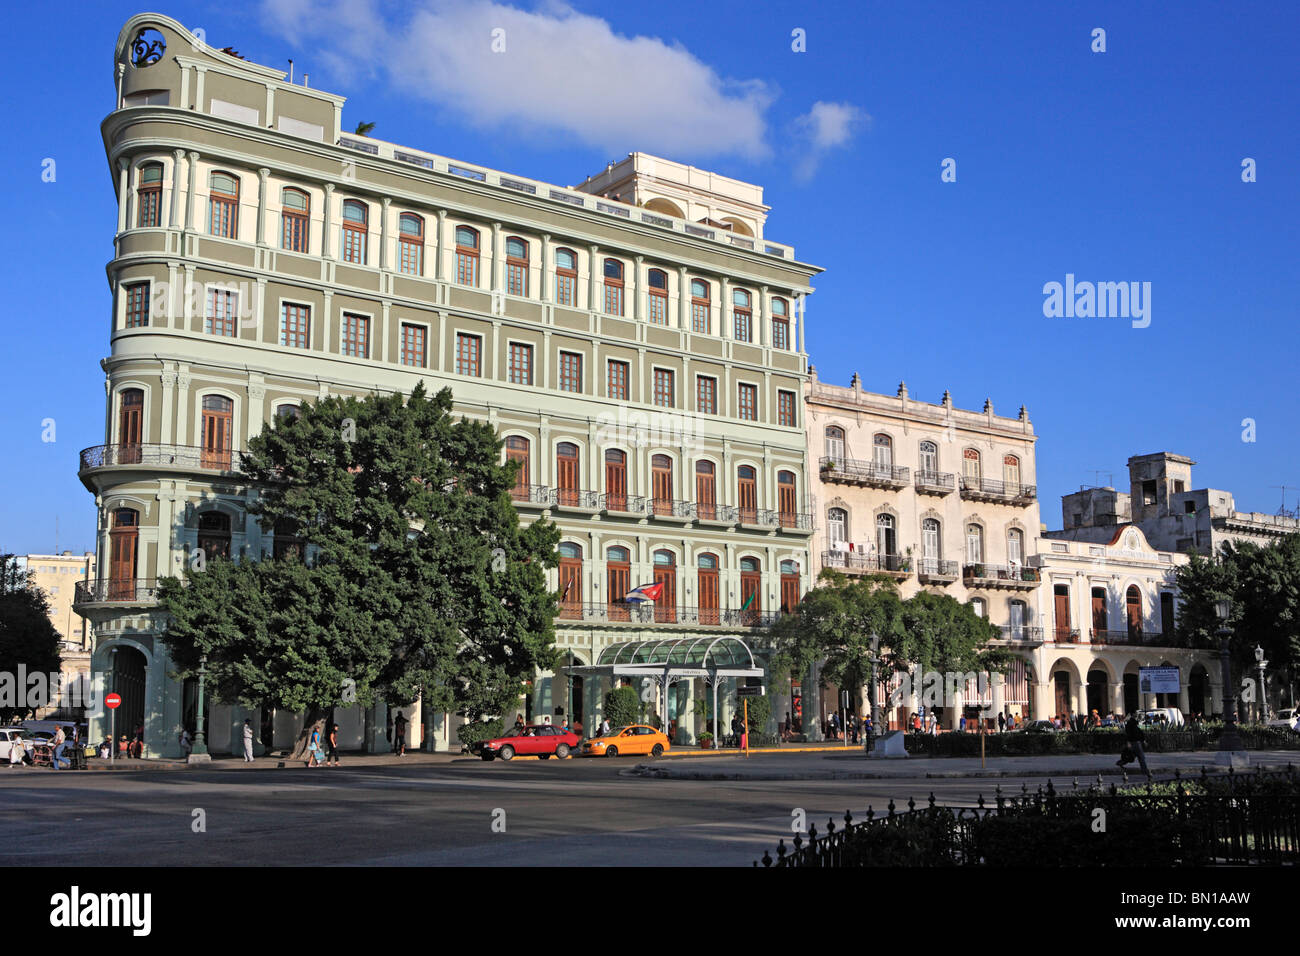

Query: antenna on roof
[{"left": 1270, "top": 485, "right": 1298, "bottom": 518}]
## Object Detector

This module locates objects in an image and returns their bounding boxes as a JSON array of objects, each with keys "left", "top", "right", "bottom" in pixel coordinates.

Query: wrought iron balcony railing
[
  {"left": 819, "top": 456, "right": 910, "bottom": 488},
  {"left": 556, "top": 602, "right": 785, "bottom": 628},
  {"left": 958, "top": 476, "right": 1038, "bottom": 503},
  {"left": 962, "top": 564, "right": 1041, "bottom": 586},
  {"left": 74, "top": 578, "right": 160, "bottom": 606},
  {"left": 917, "top": 559, "right": 959, "bottom": 580},
  {"left": 998, "top": 625, "right": 1045, "bottom": 642},
  {"left": 600, "top": 493, "right": 649, "bottom": 515},
  {"left": 510, "top": 484, "right": 555, "bottom": 506},
  {"left": 80, "top": 443, "right": 247, "bottom": 473},
  {"left": 821, "top": 551, "right": 911, "bottom": 574},
  {"left": 650, "top": 498, "right": 696, "bottom": 519},
  {"left": 553, "top": 488, "right": 602, "bottom": 509},
  {"left": 914, "top": 470, "right": 955, "bottom": 494},
  {"left": 694, "top": 502, "right": 739, "bottom": 523},
  {"left": 1051, "top": 627, "right": 1081, "bottom": 644}
]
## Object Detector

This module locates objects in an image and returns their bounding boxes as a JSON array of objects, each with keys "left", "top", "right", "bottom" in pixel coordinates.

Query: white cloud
[
  {"left": 790, "top": 101, "right": 868, "bottom": 181},
  {"left": 260, "top": 0, "right": 773, "bottom": 160}
]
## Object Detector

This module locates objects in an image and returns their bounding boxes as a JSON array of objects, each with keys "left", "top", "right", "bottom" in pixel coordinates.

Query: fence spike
[
  {"left": 866, "top": 806, "right": 875, "bottom": 822},
  {"left": 792, "top": 832, "right": 802, "bottom": 851},
  {"left": 1095, "top": 773, "right": 1103, "bottom": 788},
  {"left": 1174, "top": 767, "right": 1181, "bottom": 781},
  {"left": 845, "top": 809, "right": 853, "bottom": 828},
  {"left": 888, "top": 798, "right": 896, "bottom": 817},
  {"left": 1109, "top": 782, "right": 1117, "bottom": 796},
  {"left": 808, "top": 822, "right": 818, "bottom": 844},
  {"left": 977, "top": 793, "right": 985, "bottom": 809},
  {"left": 928, "top": 792, "right": 937, "bottom": 809},
  {"left": 826, "top": 817, "right": 836, "bottom": 836},
  {"left": 907, "top": 795, "right": 916, "bottom": 813},
  {"left": 777, "top": 838, "right": 787, "bottom": 858},
  {"left": 1072, "top": 777, "right": 1079, "bottom": 790},
  {"left": 1046, "top": 779, "right": 1055, "bottom": 796}
]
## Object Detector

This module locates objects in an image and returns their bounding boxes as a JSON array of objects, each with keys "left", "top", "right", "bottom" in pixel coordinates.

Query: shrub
[
  {"left": 456, "top": 719, "right": 503, "bottom": 748},
  {"left": 603, "top": 686, "right": 640, "bottom": 728},
  {"left": 740, "top": 693, "right": 771, "bottom": 734}
]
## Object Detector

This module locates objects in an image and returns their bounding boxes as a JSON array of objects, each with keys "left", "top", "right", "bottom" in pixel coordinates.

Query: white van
[{"left": 1140, "top": 707, "right": 1185, "bottom": 728}]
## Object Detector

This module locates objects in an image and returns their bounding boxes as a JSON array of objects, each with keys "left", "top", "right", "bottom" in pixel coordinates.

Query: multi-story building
[
  {"left": 804, "top": 372, "right": 1043, "bottom": 729},
  {"left": 75, "top": 13, "right": 819, "bottom": 756},
  {"left": 16, "top": 552, "right": 96, "bottom": 718}
]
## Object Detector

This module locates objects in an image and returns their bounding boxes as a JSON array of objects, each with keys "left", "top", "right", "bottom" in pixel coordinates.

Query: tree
[
  {"left": 353, "top": 121, "right": 376, "bottom": 136},
  {"left": 0, "top": 555, "right": 62, "bottom": 723},
  {"left": 603, "top": 686, "right": 639, "bottom": 728},
  {"left": 159, "top": 383, "right": 560, "bottom": 753}
]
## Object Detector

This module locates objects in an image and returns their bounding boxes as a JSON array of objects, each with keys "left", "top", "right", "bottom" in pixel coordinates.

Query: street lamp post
[
  {"left": 189, "top": 654, "right": 211, "bottom": 763},
  {"left": 1254, "top": 645, "right": 1268, "bottom": 723},
  {"left": 1215, "top": 600, "right": 1244, "bottom": 755}
]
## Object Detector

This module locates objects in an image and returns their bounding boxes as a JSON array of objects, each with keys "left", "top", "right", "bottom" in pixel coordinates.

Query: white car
[
  {"left": 1139, "top": 708, "right": 1184, "bottom": 728},
  {"left": 1266, "top": 708, "right": 1300, "bottom": 731},
  {"left": 0, "top": 728, "right": 35, "bottom": 763}
]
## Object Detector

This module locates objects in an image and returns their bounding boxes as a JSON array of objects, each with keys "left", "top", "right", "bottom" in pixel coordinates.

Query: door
[
  {"left": 1054, "top": 673, "right": 1070, "bottom": 718},
  {"left": 737, "top": 466, "right": 757, "bottom": 523},
  {"left": 1009, "top": 600, "right": 1026, "bottom": 639},
  {"left": 119, "top": 389, "right": 143, "bottom": 464},
  {"left": 697, "top": 553, "right": 719, "bottom": 625},
  {"left": 1053, "top": 586, "right": 1072, "bottom": 642},
  {"left": 1126, "top": 586, "right": 1142, "bottom": 638},
  {"left": 607, "top": 547, "right": 630, "bottom": 621},
  {"left": 506, "top": 436, "right": 529, "bottom": 500},
  {"left": 651, "top": 455, "right": 673, "bottom": 515},
  {"left": 558, "top": 542, "right": 582, "bottom": 618},
  {"left": 1092, "top": 588, "right": 1108, "bottom": 636},
  {"left": 653, "top": 550, "right": 676, "bottom": 623},
  {"left": 695, "top": 461, "right": 716, "bottom": 520},
  {"left": 740, "top": 557, "right": 761, "bottom": 624},
  {"left": 780, "top": 560, "right": 800, "bottom": 614},
  {"left": 777, "top": 471, "right": 797, "bottom": 527},
  {"left": 200, "top": 395, "right": 233, "bottom": 470},
  {"left": 108, "top": 508, "right": 139, "bottom": 600},
  {"left": 922, "top": 518, "right": 940, "bottom": 571},
  {"left": 605, "top": 449, "right": 627, "bottom": 512},
  {"left": 197, "top": 512, "right": 231, "bottom": 563},
  {"left": 556, "top": 442, "right": 580, "bottom": 506}
]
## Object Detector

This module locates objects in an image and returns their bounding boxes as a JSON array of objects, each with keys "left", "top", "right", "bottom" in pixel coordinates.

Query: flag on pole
[
  {"left": 624, "top": 582, "right": 664, "bottom": 603},
  {"left": 560, "top": 578, "right": 573, "bottom": 602},
  {"left": 739, "top": 591, "right": 756, "bottom": 611}
]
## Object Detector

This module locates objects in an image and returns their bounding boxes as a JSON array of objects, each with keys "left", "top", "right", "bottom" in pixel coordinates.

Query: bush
[
  {"left": 603, "top": 686, "right": 640, "bottom": 728},
  {"left": 740, "top": 693, "right": 771, "bottom": 734},
  {"left": 456, "top": 719, "right": 503, "bottom": 747}
]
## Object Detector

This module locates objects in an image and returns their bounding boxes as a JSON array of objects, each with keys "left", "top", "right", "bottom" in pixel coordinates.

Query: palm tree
[{"left": 353, "top": 121, "right": 376, "bottom": 136}]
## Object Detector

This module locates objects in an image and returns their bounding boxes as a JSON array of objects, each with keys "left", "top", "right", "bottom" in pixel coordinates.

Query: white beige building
[{"left": 17, "top": 552, "right": 95, "bottom": 718}]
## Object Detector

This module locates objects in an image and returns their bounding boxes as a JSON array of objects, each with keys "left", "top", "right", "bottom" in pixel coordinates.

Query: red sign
[{"left": 105, "top": 693, "right": 122, "bottom": 710}]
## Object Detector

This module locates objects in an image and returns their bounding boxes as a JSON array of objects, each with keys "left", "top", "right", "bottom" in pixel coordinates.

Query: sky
[{"left": 1, "top": 0, "right": 1297, "bottom": 555}]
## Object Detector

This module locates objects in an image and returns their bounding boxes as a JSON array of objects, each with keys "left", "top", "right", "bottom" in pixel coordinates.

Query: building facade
[
  {"left": 75, "top": 14, "right": 819, "bottom": 756},
  {"left": 16, "top": 552, "right": 96, "bottom": 718}
]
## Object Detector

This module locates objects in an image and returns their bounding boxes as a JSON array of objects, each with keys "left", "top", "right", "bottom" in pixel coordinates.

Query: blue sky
[{"left": 2, "top": 0, "right": 1297, "bottom": 555}]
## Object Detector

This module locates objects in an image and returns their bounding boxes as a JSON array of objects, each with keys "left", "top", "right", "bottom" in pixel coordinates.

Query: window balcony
[
  {"left": 777, "top": 511, "right": 815, "bottom": 533},
  {"left": 694, "top": 503, "right": 739, "bottom": 526},
  {"left": 1051, "top": 627, "right": 1081, "bottom": 644},
  {"left": 961, "top": 564, "right": 1041, "bottom": 589},
  {"left": 553, "top": 488, "right": 602, "bottom": 512},
  {"left": 74, "top": 578, "right": 160, "bottom": 609},
  {"left": 511, "top": 484, "right": 555, "bottom": 508},
  {"left": 821, "top": 550, "right": 911, "bottom": 578},
  {"left": 819, "top": 456, "right": 909, "bottom": 490},
  {"left": 958, "top": 476, "right": 1038, "bottom": 506},
  {"left": 914, "top": 470, "right": 955, "bottom": 496},
  {"left": 649, "top": 498, "right": 696, "bottom": 521},
  {"left": 1090, "top": 628, "right": 1179, "bottom": 647},
  {"left": 600, "top": 493, "right": 649, "bottom": 516},
  {"left": 79, "top": 442, "right": 247, "bottom": 479},
  {"left": 997, "top": 625, "right": 1045, "bottom": 643},
  {"left": 916, "top": 559, "right": 959, "bottom": 584}
]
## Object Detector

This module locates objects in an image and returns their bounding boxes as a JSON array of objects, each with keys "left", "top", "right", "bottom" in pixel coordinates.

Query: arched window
[
  {"left": 970, "top": 597, "right": 986, "bottom": 619},
  {"left": 737, "top": 465, "right": 757, "bottom": 523},
  {"left": 647, "top": 269, "right": 669, "bottom": 325},
  {"left": 921, "top": 517, "right": 941, "bottom": 564},
  {"left": 690, "top": 278, "right": 710, "bottom": 333},
  {"left": 341, "top": 199, "right": 367, "bottom": 264},
  {"left": 108, "top": 508, "right": 139, "bottom": 600},
  {"left": 197, "top": 511, "right": 231, "bottom": 563},
  {"left": 873, "top": 434, "right": 893, "bottom": 472},
  {"left": 604, "top": 448, "right": 627, "bottom": 512},
  {"left": 118, "top": 389, "right": 144, "bottom": 463},
  {"left": 651, "top": 454, "right": 673, "bottom": 515},
  {"left": 739, "top": 556, "right": 761, "bottom": 622},
  {"left": 556, "top": 442, "right": 580, "bottom": 506},
  {"left": 558, "top": 541, "right": 583, "bottom": 618},
  {"left": 780, "top": 559, "right": 800, "bottom": 613},
  {"left": 695, "top": 460, "right": 716, "bottom": 519},
  {"left": 200, "top": 395, "right": 234, "bottom": 470},
  {"left": 281, "top": 188, "right": 310, "bottom": 252},
  {"left": 733, "top": 289, "right": 752, "bottom": 342},
  {"left": 1126, "top": 585, "right": 1142, "bottom": 637},
  {"left": 398, "top": 213, "right": 424, "bottom": 274},
  {"left": 653, "top": 548, "right": 677, "bottom": 622},
  {"left": 1003, "top": 454, "right": 1022, "bottom": 493},
  {"left": 963, "top": 448, "right": 982, "bottom": 485},
  {"left": 137, "top": 163, "right": 163, "bottom": 227},
  {"left": 876, "top": 514, "right": 897, "bottom": 559},
  {"left": 505, "top": 435, "right": 530, "bottom": 500},
  {"left": 1007, "top": 528, "right": 1024, "bottom": 565},
  {"left": 555, "top": 247, "right": 577, "bottom": 306},
  {"left": 919, "top": 440, "right": 938, "bottom": 477},
  {"left": 777, "top": 470, "right": 797, "bottom": 526},
  {"left": 456, "top": 226, "right": 480, "bottom": 286},
  {"left": 824, "top": 425, "right": 845, "bottom": 460},
  {"left": 966, "top": 523, "right": 984, "bottom": 565},
  {"left": 771, "top": 296, "right": 790, "bottom": 350},
  {"left": 827, "top": 507, "right": 848, "bottom": 547},
  {"left": 1008, "top": 599, "right": 1028, "bottom": 637},
  {"left": 603, "top": 258, "right": 624, "bottom": 315},
  {"left": 505, "top": 236, "right": 528, "bottom": 296},
  {"left": 606, "top": 545, "right": 631, "bottom": 620},
  {"left": 275, "top": 404, "right": 300, "bottom": 422},
  {"left": 208, "top": 171, "right": 239, "bottom": 238}
]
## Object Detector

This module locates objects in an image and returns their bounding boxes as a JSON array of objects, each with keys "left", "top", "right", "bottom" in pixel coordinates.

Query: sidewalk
[{"left": 5, "top": 750, "right": 468, "bottom": 773}]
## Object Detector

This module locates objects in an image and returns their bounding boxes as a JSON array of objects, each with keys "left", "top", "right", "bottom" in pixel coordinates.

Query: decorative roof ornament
[
  {"left": 131, "top": 28, "right": 166, "bottom": 67},
  {"left": 983, "top": 398, "right": 993, "bottom": 414},
  {"left": 941, "top": 389, "right": 952, "bottom": 407},
  {"left": 897, "top": 381, "right": 908, "bottom": 398}
]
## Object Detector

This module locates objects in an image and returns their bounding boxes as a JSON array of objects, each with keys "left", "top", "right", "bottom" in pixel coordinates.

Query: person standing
[
  {"left": 306, "top": 725, "right": 323, "bottom": 768},
  {"left": 997, "top": 712, "right": 1006, "bottom": 733},
  {"left": 393, "top": 712, "right": 407, "bottom": 756},
  {"left": 180, "top": 728, "right": 193, "bottom": 759},
  {"left": 326, "top": 723, "right": 340, "bottom": 767},
  {"left": 1119, "top": 714, "right": 1151, "bottom": 778},
  {"left": 8, "top": 735, "right": 25, "bottom": 768},
  {"left": 50, "top": 725, "right": 69, "bottom": 770},
  {"left": 601, "top": 717, "right": 611, "bottom": 737},
  {"left": 958, "top": 714, "right": 967, "bottom": 733},
  {"left": 242, "top": 719, "right": 255, "bottom": 763}
]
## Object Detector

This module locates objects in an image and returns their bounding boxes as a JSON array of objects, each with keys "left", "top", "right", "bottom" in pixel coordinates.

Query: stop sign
[{"left": 105, "top": 693, "right": 122, "bottom": 710}]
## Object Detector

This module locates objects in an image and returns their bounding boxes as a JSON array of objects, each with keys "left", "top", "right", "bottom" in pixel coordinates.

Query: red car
[{"left": 477, "top": 725, "right": 582, "bottom": 761}]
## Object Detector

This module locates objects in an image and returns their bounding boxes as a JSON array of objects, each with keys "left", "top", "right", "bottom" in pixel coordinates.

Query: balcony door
[
  {"left": 558, "top": 542, "right": 582, "bottom": 618},
  {"left": 919, "top": 440, "right": 938, "bottom": 477},
  {"left": 737, "top": 466, "right": 757, "bottom": 524},
  {"left": 651, "top": 455, "right": 673, "bottom": 516},
  {"left": 695, "top": 461, "right": 716, "bottom": 520},
  {"left": 780, "top": 560, "right": 800, "bottom": 614},
  {"left": 876, "top": 514, "right": 897, "bottom": 561},
  {"left": 739, "top": 557, "right": 761, "bottom": 624},
  {"left": 777, "top": 471, "right": 797, "bottom": 527},
  {"left": 119, "top": 389, "right": 143, "bottom": 464},
  {"left": 1054, "top": 585, "right": 1072, "bottom": 641},
  {"left": 556, "top": 442, "right": 580, "bottom": 507},
  {"left": 1126, "top": 585, "right": 1142, "bottom": 637},
  {"left": 605, "top": 449, "right": 627, "bottom": 512},
  {"left": 606, "top": 546, "right": 630, "bottom": 621},
  {"left": 1003, "top": 455, "right": 1021, "bottom": 495},
  {"left": 824, "top": 426, "right": 844, "bottom": 461},
  {"left": 197, "top": 511, "right": 231, "bottom": 563},
  {"left": 1092, "top": 587, "right": 1108, "bottom": 635},
  {"left": 108, "top": 508, "right": 139, "bottom": 600},
  {"left": 922, "top": 518, "right": 940, "bottom": 565},
  {"left": 653, "top": 550, "right": 676, "bottom": 623},
  {"left": 1009, "top": 599, "right": 1027, "bottom": 639},
  {"left": 506, "top": 436, "right": 529, "bottom": 500},
  {"left": 873, "top": 434, "right": 893, "bottom": 476},
  {"left": 697, "top": 553, "right": 719, "bottom": 625},
  {"left": 200, "top": 395, "right": 233, "bottom": 470}
]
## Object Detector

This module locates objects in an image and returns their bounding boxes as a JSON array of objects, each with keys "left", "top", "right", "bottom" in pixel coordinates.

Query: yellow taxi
[{"left": 581, "top": 724, "right": 670, "bottom": 758}]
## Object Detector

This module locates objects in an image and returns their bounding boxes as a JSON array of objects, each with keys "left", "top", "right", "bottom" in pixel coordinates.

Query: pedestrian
[
  {"left": 118, "top": 735, "right": 129, "bottom": 757},
  {"left": 8, "top": 735, "right": 25, "bottom": 768},
  {"left": 306, "top": 724, "right": 324, "bottom": 768},
  {"left": 393, "top": 712, "right": 407, "bottom": 756},
  {"left": 242, "top": 719, "right": 255, "bottom": 763},
  {"left": 997, "top": 712, "right": 1006, "bottom": 733},
  {"left": 132, "top": 724, "right": 144, "bottom": 758},
  {"left": 863, "top": 715, "right": 873, "bottom": 738},
  {"left": 180, "top": 728, "right": 192, "bottom": 758},
  {"left": 601, "top": 717, "right": 611, "bottom": 737},
  {"left": 50, "top": 725, "right": 69, "bottom": 771},
  {"left": 1118, "top": 714, "right": 1151, "bottom": 778},
  {"left": 911, "top": 712, "right": 921, "bottom": 733},
  {"left": 958, "top": 714, "right": 967, "bottom": 733},
  {"left": 97, "top": 738, "right": 110, "bottom": 761},
  {"left": 514, "top": 713, "right": 524, "bottom": 729},
  {"left": 326, "top": 723, "right": 340, "bottom": 767}
]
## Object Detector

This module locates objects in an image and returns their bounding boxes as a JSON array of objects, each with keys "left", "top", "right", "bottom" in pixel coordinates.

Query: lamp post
[
  {"left": 1254, "top": 645, "right": 1268, "bottom": 723},
  {"left": 108, "top": 647, "right": 117, "bottom": 766},
  {"left": 1215, "top": 599, "right": 1243, "bottom": 753},
  {"left": 190, "top": 654, "right": 211, "bottom": 763}
]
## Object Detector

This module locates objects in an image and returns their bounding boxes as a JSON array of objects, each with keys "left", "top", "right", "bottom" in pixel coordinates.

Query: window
[
  {"left": 556, "top": 443, "right": 581, "bottom": 507},
  {"left": 506, "top": 236, "right": 528, "bottom": 296},
  {"left": 966, "top": 524, "right": 984, "bottom": 564},
  {"left": 400, "top": 323, "right": 426, "bottom": 367},
  {"left": 507, "top": 342, "right": 533, "bottom": 385},
  {"left": 200, "top": 395, "right": 234, "bottom": 469},
  {"left": 825, "top": 425, "right": 845, "bottom": 459},
  {"left": 604, "top": 449, "right": 628, "bottom": 511},
  {"left": 137, "top": 164, "right": 162, "bottom": 227},
  {"left": 922, "top": 518, "right": 940, "bottom": 561},
  {"left": 559, "top": 351, "right": 582, "bottom": 393},
  {"left": 398, "top": 213, "right": 424, "bottom": 275},
  {"left": 205, "top": 288, "right": 238, "bottom": 337},
  {"left": 1007, "top": 528, "right": 1024, "bottom": 565},
  {"left": 275, "top": 404, "right": 300, "bottom": 422},
  {"left": 733, "top": 289, "right": 752, "bottom": 341},
  {"left": 273, "top": 518, "right": 303, "bottom": 561},
  {"left": 208, "top": 171, "right": 238, "bottom": 238},
  {"left": 653, "top": 548, "right": 677, "bottom": 622},
  {"left": 690, "top": 279, "right": 710, "bottom": 333},
  {"left": 1184, "top": 500, "right": 1196, "bottom": 515},
  {"left": 281, "top": 188, "right": 309, "bottom": 252},
  {"left": 651, "top": 454, "right": 673, "bottom": 514},
  {"left": 828, "top": 508, "right": 847, "bottom": 546},
  {"left": 341, "top": 199, "right": 367, "bottom": 264},
  {"left": 281, "top": 303, "right": 310, "bottom": 349},
  {"left": 697, "top": 551, "right": 720, "bottom": 624},
  {"left": 963, "top": 448, "right": 982, "bottom": 483},
  {"left": 119, "top": 389, "right": 143, "bottom": 462},
  {"left": 695, "top": 461, "right": 716, "bottom": 519},
  {"left": 648, "top": 269, "right": 668, "bottom": 324},
  {"left": 455, "top": 333, "right": 481, "bottom": 376},
  {"left": 607, "top": 360, "right": 629, "bottom": 400},
  {"left": 1142, "top": 480, "right": 1157, "bottom": 506},
  {"left": 603, "top": 258, "right": 624, "bottom": 315},
  {"left": 606, "top": 546, "right": 631, "bottom": 619},
  {"left": 780, "top": 559, "right": 800, "bottom": 613},
  {"left": 771, "top": 297, "right": 790, "bottom": 350},
  {"left": 778, "top": 390, "right": 796, "bottom": 427},
  {"left": 876, "top": 514, "right": 897, "bottom": 557},
  {"left": 1160, "top": 592, "right": 1176, "bottom": 638},
  {"left": 737, "top": 383, "right": 757, "bottom": 421},
  {"left": 124, "top": 283, "right": 150, "bottom": 329},
  {"left": 919, "top": 441, "right": 938, "bottom": 475},
  {"left": 197, "top": 511, "right": 232, "bottom": 562},
  {"left": 341, "top": 313, "right": 370, "bottom": 358},
  {"left": 970, "top": 598, "right": 986, "bottom": 618},
  {"left": 456, "top": 226, "right": 480, "bottom": 286},
  {"left": 696, "top": 376, "right": 717, "bottom": 414},
  {"left": 555, "top": 248, "right": 577, "bottom": 306},
  {"left": 1003, "top": 455, "right": 1021, "bottom": 492},
  {"left": 505, "top": 436, "right": 529, "bottom": 500},
  {"left": 1126, "top": 585, "right": 1142, "bottom": 636},
  {"left": 653, "top": 369, "right": 674, "bottom": 407},
  {"left": 739, "top": 556, "right": 761, "bottom": 621},
  {"left": 557, "top": 540, "right": 582, "bottom": 615},
  {"left": 873, "top": 434, "right": 893, "bottom": 469},
  {"left": 737, "top": 465, "right": 757, "bottom": 523},
  {"left": 777, "top": 470, "right": 797, "bottom": 525},
  {"left": 1092, "top": 587, "right": 1108, "bottom": 633}
]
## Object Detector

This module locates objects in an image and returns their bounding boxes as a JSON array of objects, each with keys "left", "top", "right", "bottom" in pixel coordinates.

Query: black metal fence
[{"left": 758, "top": 765, "right": 1300, "bottom": 867}]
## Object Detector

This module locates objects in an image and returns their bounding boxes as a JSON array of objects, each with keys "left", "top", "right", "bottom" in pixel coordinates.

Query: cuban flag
[{"left": 624, "top": 582, "right": 664, "bottom": 603}]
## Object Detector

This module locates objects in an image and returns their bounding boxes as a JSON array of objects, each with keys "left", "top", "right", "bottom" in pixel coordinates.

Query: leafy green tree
[
  {"left": 353, "top": 121, "right": 376, "bottom": 136},
  {"left": 0, "top": 556, "right": 62, "bottom": 723},
  {"left": 603, "top": 685, "right": 639, "bottom": 728},
  {"left": 895, "top": 591, "right": 1001, "bottom": 676},
  {"left": 159, "top": 383, "right": 560, "bottom": 752}
]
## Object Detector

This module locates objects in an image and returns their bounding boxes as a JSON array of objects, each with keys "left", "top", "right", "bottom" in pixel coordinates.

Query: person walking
[
  {"left": 393, "top": 712, "right": 407, "bottom": 757},
  {"left": 601, "top": 717, "right": 611, "bottom": 737},
  {"left": 180, "top": 728, "right": 193, "bottom": 759},
  {"left": 8, "top": 735, "right": 25, "bottom": 768},
  {"left": 1118, "top": 714, "right": 1151, "bottom": 778},
  {"left": 306, "top": 725, "right": 324, "bottom": 768},
  {"left": 242, "top": 719, "right": 255, "bottom": 763},
  {"left": 50, "top": 725, "right": 69, "bottom": 770},
  {"left": 326, "top": 723, "right": 340, "bottom": 767},
  {"left": 958, "top": 714, "right": 967, "bottom": 733}
]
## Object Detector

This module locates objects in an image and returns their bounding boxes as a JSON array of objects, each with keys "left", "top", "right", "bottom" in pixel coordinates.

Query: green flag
[{"left": 740, "top": 591, "right": 756, "bottom": 611}]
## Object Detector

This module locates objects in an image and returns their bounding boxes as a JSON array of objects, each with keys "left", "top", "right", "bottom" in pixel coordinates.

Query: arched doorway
[
  {"left": 111, "top": 646, "right": 147, "bottom": 754},
  {"left": 1086, "top": 667, "right": 1109, "bottom": 715},
  {"left": 1123, "top": 661, "right": 1142, "bottom": 714},
  {"left": 1188, "top": 664, "right": 1210, "bottom": 717}
]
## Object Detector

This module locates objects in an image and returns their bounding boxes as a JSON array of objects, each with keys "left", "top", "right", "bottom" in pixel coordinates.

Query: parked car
[
  {"left": 1020, "top": 720, "right": 1061, "bottom": 734},
  {"left": 1266, "top": 708, "right": 1300, "bottom": 731},
  {"left": 1139, "top": 708, "right": 1185, "bottom": 728},
  {"left": 476, "top": 724, "right": 582, "bottom": 761},
  {"left": 581, "top": 724, "right": 670, "bottom": 758}
]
